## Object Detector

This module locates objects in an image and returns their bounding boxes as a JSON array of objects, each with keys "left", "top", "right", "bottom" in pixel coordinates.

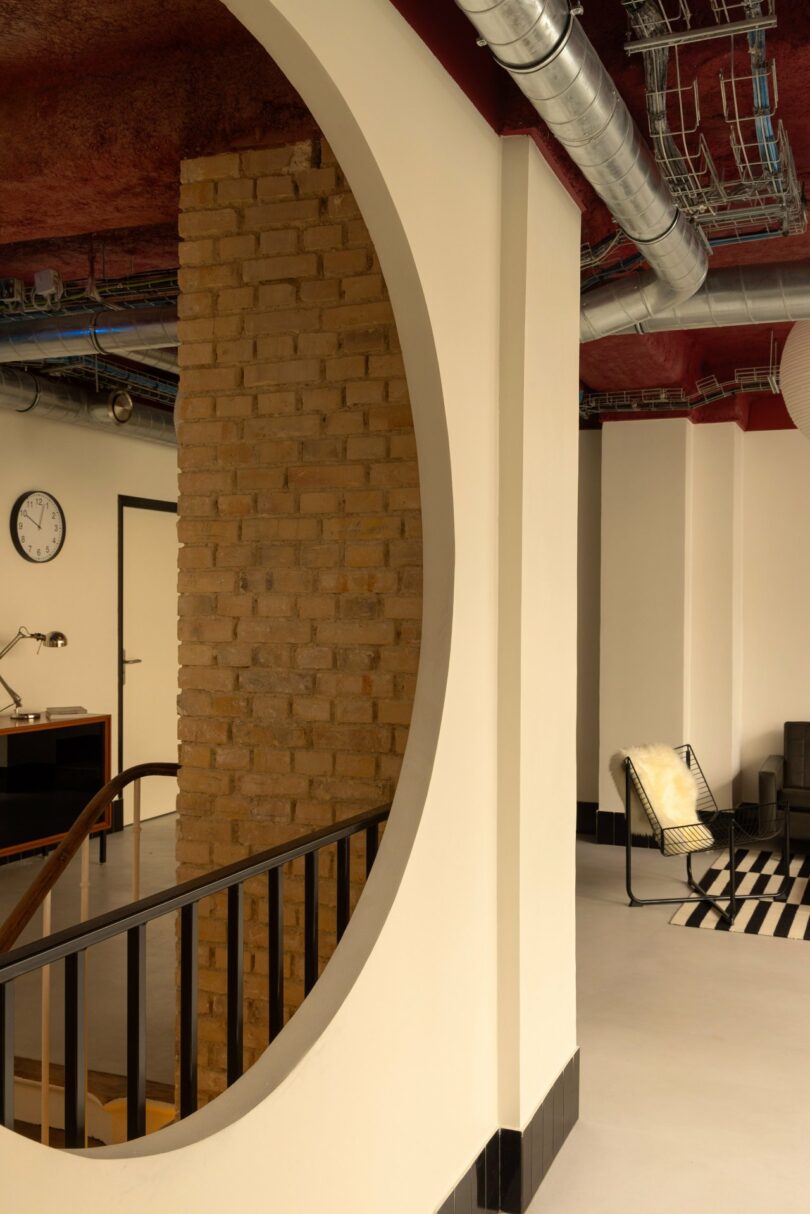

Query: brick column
[{"left": 176, "top": 139, "right": 421, "bottom": 1099}]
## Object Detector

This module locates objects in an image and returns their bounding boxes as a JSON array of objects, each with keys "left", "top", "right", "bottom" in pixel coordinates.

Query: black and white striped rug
[{"left": 670, "top": 849, "right": 810, "bottom": 938}]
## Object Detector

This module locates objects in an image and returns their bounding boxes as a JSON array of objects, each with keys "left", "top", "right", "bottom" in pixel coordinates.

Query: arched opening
[{"left": 0, "top": 0, "right": 452, "bottom": 1151}]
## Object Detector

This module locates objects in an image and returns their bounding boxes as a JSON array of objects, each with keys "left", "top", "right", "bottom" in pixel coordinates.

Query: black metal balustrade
[{"left": 0, "top": 804, "right": 389, "bottom": 1146}]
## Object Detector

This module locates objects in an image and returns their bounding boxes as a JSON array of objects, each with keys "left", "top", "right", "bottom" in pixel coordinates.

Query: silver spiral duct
[
  {"left": 0, "top": 365, "right": 176, "bottom": 446},
  {"left": 454, "top": 0, "right": 709, "bottom": 339},
  {"left": 121, "top": 347, "right": 179, "bottom": 374},
  {"left": 0, "top": 307, "right": 177, "bottom": 363},
  {"left": 624, "top": 262, "right": 810, "bottom": 333}
]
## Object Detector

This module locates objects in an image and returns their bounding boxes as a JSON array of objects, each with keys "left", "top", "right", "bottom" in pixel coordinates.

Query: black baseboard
[
  {"left": 437, "top": 1050, "right": 579, "bottom": 1213},
  {"left": 576, "top": 801, "right": 597, "bottom": 836},
  {"left": 593, "top": 805, "right": 798, "bottom": 850},
  {"left": 595, "top": 811, "right": 656, "bottom": 849}
]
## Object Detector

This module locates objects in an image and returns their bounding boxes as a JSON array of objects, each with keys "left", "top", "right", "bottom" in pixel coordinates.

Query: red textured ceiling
[
  {"left": 0, "top": 0, "right": 315, "bottom": 280},
  {"left": 2, "top": 0, "right": 809, "bottom": 424}
]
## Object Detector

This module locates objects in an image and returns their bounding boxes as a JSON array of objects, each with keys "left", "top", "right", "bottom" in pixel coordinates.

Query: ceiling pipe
[
  {"left": 0, "top": 307, "right": 177, "bottom": 363},
  {"left": 0, "top": 365, "right": 176, "bottom": 446},
  {"left": 621, "top": 262, "right": 810, "bottom": 333},
  {"left": 454, "top": 0, "right": 709, "bottom": 339},
  {"left": 118, "top": 347, "right": 179, "bottom": 375}
]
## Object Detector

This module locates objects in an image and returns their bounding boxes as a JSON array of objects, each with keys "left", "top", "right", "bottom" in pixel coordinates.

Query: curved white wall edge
[{"left": 1, "top": 2, "right": 508, "bottom": 1210}]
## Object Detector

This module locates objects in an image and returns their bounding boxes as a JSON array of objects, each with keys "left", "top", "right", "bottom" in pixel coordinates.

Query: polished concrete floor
[
  {"left": 5, "top": 826, "right": 810, "bottom": 1205},
  {"left": 531, "top": 840, "right": 810, "bottom": 1214},
  {"left": 0, "top": 815, "right": 177, "bottom": 1084}
]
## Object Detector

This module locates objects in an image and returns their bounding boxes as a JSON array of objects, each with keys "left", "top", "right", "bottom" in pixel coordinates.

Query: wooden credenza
[{"left": 0, "top": 715, "right": 111, "bottom": 860}]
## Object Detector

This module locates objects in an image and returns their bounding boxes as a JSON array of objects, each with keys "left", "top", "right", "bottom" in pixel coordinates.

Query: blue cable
[{"left": 748, "top": 27, "right": 781, "bottom": 179}]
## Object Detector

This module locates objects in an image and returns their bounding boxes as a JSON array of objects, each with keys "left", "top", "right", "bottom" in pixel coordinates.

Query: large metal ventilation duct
[
  {"left": 122, "top": 348, "right": 179, "bottom": 374},
  {"left": 618, "top": 262, "right": 810, "bottom": 334},
  {"left": 0, "top": 366, "right": 175, "bottom": 446},
  {"left": 454, "top": 0, "right": 708, "bottom": 339},
  {"left": 0, "top": 308, "right": 177, "bottom": 363}
]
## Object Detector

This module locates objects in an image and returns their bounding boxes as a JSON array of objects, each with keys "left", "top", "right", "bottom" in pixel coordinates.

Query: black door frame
[{"left": 116, "top": 495, "right": 177, "bottom": 830}]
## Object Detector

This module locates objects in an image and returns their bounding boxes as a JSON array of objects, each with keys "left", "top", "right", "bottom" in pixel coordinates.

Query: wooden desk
[{"left": 0, "top": 715, "right": 111, "bottom": 861}]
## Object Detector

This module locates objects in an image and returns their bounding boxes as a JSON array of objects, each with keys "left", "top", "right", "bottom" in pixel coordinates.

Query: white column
[
  {"left": 599, "top": 419, "right": 745, "bottom": 815},
  {"left": 498, "top": 137, "right": 580, "bottom": 1129},
  {"left": 689, "top": 423, "right": 743, "bottom": 806},
  {"left": 598, "top": 419, "right": 693, "bottom": 813},
  {"left": 577, "top": 431, "right": 602, "bottom": 804}
]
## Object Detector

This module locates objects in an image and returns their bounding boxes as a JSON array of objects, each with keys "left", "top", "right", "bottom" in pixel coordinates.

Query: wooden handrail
[{"left": 0, "top": 762, "right": 179, "bottom": 954}]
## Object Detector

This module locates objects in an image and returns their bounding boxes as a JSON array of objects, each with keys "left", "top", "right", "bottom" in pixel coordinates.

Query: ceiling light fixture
[{"left": 779, "top": 322, "right": 810, "bottom": 439}]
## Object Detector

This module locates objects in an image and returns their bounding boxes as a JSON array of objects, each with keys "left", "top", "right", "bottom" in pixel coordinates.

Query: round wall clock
[{"left": 10, "top": 490, "right": 66, "bottom": 563}]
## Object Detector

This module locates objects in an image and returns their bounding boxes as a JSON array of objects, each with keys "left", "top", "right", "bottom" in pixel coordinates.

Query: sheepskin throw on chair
[{"left": 616, "top": 743, "right": 714, "bottom": 854}]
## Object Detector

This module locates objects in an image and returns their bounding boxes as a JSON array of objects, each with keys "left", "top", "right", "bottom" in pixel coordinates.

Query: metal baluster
[
  {"left": 304, "top": 852, "right": 319, "bottom": 995},
  {"left": 336, "top": 839, "right": 350, "bottom": 942},
  {"left": 132, "top": 778, "right": 142, "bottom": 901},
  {"left": 80, "top": 836, "right": 90, "bottom": 923},
  {"left": 179, "top": 903, "right": 198, "bottom": 1118},
  {"left": 365, "top": 823, "right": 379, "bottom": 878},
  {"left": 64, "top": 951, "right": 86, "bottom": 1149},
  {"left": 227, "top": 884, "right": 243, "bottom": 1086},
  {"left": 80, "top": 835, "right": 90, "bottom": 1147},
  {"left": 0, "top": 981, "right": 13, "bottom": 1130},
  {"left": 126, "top": 925, "right": 146, "bottom": 1140},
  {"left": 40, "top": 891, "right": 52, "bottom": 1145},
  {"left": 268, "top": 868, "right": 284, "bottom": 1042}
]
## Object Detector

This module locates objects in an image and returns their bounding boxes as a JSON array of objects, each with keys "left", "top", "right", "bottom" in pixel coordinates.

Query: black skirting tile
[
  {"left": 530, "top": 1098, "right": 544, "bottom": 1194},
  {"left": 596, "top": 810, "right": 616, "bottom": 845},
  {"left": 576, "top": 801, "right": 597, "bottom": 835},
  {"left": 435, "top": 1049, "right": 580, "bottom": 1213},
  {"left": 499, "top": 1129, "right": 522, "bottom": 1214},
  {"left": 484, "top": 1131, "right": 500, "bottom": 1211},
  {"left": 542, "top": 1091, "right": 554, "bottom": 1181},
  {"left": 454, "top": 1165, "right": 473, "bottom": 1214},
  {"left": 552, "top": 1071, "right": 565, "bottom": 1156}
]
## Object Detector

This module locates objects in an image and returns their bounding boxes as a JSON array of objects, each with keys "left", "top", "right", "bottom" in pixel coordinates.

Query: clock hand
[
  {"left": 38, "top": 503, "right": 45, "bottom": 527},
  {"left": 22, "top": 510, "right": 42, "bottom": 531}
]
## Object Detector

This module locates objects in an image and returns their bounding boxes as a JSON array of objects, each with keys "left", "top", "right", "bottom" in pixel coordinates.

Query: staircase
[
  {"left": 12, "top": 1058, "right": 174, "bottom": 1146},
  {"left": 0, "top": 762, "right": 389, "bottom": 1147}
]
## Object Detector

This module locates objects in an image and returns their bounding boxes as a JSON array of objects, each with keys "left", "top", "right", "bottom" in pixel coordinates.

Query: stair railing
[
  {"left": 0, "top": 801, "right": 389, "bottom": 1145},
  {"left": 0, "top": 763, "right": 180, "bottom": 955},
  {"left": 0, "top": 762, "right": 179, "bottom": 1144}
]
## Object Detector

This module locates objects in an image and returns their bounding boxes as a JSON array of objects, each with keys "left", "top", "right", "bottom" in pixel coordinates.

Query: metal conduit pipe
[
  {"left": 454, "top": 0, "right": 709, "bottom": 339},
  {"left": 0, "top": 365, "right": 176, "bottom": 446},
  {"left": 0, "top": 307, "right": 177, "bottom": 363},
  {"left": 623, "top": 262, "right": 810, "bottom": 333},
  {"left": 119, "top": 347, "right": 179, "bottom": 375}
]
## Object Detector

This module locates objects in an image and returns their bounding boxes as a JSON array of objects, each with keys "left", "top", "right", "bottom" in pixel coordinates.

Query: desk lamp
[{"left": 0, "top": 627, "right": 68, "bottom": 721}]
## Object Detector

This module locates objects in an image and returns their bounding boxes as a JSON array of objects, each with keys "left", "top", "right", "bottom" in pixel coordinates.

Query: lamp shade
[
  {"left": 43, "top": 631, "right": 67, "bottom": 648},
  {"left": 780, "top": 321, "right": 810, "bottom": 438}
]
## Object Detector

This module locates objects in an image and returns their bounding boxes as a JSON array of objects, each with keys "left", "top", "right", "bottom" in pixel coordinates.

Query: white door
[{"left": 121, "top": 502, "right": 178, "bottom": 823}]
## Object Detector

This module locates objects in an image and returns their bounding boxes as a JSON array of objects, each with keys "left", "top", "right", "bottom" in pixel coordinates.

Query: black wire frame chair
[{"left": 624, "top": 744, "right": 791, "bottom": 925}]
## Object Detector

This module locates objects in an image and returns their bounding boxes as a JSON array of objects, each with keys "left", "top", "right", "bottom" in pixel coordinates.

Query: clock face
[{"left": 10, "top": 490, "right": 66, "bottom": 563}]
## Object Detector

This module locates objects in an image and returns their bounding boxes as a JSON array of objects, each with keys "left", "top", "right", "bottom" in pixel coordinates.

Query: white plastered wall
[
  {"left": 0, "top": 3, "right": 581, "bottom": 1211},
  {"left": 577, "top": 431, "right": 601, "bottom": 804},
  {"left": 499, "top": 138, "right": 579, "bottom": 1128},
  {"left": 597, "top": 419, "right": 810, "bottom": 816},
  {"left": 598, "top": 419, "right": 693, "bottom": 813},
  {"left": 0, "top": 410, "right": 176, "bottom": 764},
  {"left": 741, "top": 429, "right": 810, "bottom": 802},
  {"left": 688, "top": 423, "right": 743, "bottom": 808},
  {"left": 598, "top": 420, "right": 745, "bottom": 813}
]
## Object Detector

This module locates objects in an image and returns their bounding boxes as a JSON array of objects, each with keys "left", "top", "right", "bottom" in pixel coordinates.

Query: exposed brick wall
[{"left": 176, "top": 140, "right": 421, "bottom": 1101}]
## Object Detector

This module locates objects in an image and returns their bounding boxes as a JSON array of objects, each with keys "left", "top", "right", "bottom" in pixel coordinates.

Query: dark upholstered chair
[{"left": 760, "top": 723, "right": 810, "bottom": 823}]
